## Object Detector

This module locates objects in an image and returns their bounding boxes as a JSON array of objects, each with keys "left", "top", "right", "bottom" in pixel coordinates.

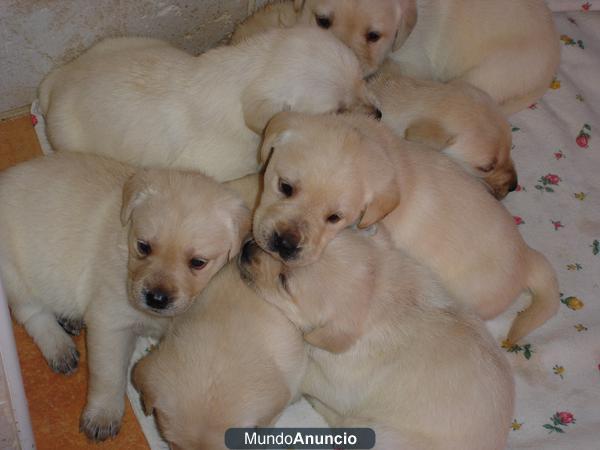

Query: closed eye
[
  {"left": 477, "top": 159, "right": 497, "bottom": 173},
  {"left": 315, "top": 14, "right": 332, "bottom": 29}
]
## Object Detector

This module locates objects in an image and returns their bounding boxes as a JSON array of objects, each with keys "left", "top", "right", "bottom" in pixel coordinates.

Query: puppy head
[
  {"left": 242, "top": 27, "right": 381, "bottom": 135},
  {"left": 253, "top": 112, "right": 398, "bottom": 267},
  {"left": 239, "top": 230, "right": 376, "bottom": 353},
  {"left": 296, "top": 0, "right": 417, "bottom": 76},
  {"left": 121, "top": 170, "right": 250, "bottom": 316}
]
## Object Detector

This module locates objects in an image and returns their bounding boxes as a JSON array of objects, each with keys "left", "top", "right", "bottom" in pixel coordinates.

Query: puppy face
[
  {"left": 253, "top": 112, "right": 398, "bottom": 267},
  {"left": 296, "top": 0, "right": 417, "bottom": 76},
  {"left": 121, "top": 170, "right": 250, "bottom": 316}
]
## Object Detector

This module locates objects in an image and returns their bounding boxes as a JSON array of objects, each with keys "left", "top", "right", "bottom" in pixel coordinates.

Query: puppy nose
[
  {"left": 373, "top": 108, "right": 383, "bottom": 121},
  {"left": 240, "top": 239, "right": 258, "bottom": 264},
  {"left": 508, "top": 177, "right": 519, "bottom": 193},
  {"left": 271, "top": 231, "right": 300, "bottom": 261},
  {"left": 144, "top": 288, "right": 171, "bottom": 310}
]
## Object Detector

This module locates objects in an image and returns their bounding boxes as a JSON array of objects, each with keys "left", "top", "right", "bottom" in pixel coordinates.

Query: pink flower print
[
  {"left": 582, "top": 2, "right": 591, "bottom": 11},
  {"left": 543, "top": 411, "right": 576, "bottom": 433},
  {"left": 576, "top": 124, "right": 591, "bottom": 148},
  {"left": 546, "top": 174, "right": 561, "bottom": 184},
  {"left": 514, "top": 216, "right": 525, "bottom": 226},
  {"left": 528, "top": 103, "right": 538, "bottom": 110},
  {"left": 30, "top": 114, "right": 38, "bottom": 126},
  {"left": 554, "top": 150, "right": 565, "bottom": 160},
  {"left": 552, "top": 220, "right": 564, "bottom": 231},
  {"left": 557, "top": 412, "right": 575, "bottom": 425},
  {"left": 536, "top": 174, "right": 561, "bottom": 192},
  {"left": 515, "top": 184, "right": 523, "bottom": 192}
]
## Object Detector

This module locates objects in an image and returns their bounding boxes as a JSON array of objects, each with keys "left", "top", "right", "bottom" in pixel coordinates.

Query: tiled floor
[{"left": 0, "top": 113, "right": 149, "bottom": 450}]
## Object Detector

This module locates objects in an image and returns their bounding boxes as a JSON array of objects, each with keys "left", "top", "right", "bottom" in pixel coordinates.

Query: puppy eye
[
  {"left": 366, "top": 31, "right": 381, "bottom": 43},
  {"left": 477, "top": 161, "right": 497, "bottom": 173},
  {"left": 189, "top": 258, "right": 207, "bottom": 270},
  {"left": 326, "top": 213, "right": 342, "bottom": 224},
  {"left": 315, "top": 14, "right": 332, "bottom": 29},
  {"left": 278, "top": 178, "right": 294, "bottom": 198},
  {"left": 137, "top": 240, "right": 152, "bottom": 257}
]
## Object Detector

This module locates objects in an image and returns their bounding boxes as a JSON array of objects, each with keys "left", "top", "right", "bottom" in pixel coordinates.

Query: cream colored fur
[
  {"left": 39, "top": 28, "right": 377, "bottom": 182},
  {"left": 370, "top": 61, "right": 517, "bottom": 199},
  {"left": 390, "top": 0, "right": 560, "bottom": 115},
  {"left": 0, "top": 153, "right": 249, "bottom": 441},
  {"left": 132, "top": 262, "right": 306, "bottom": 450},
  {"left": 252, "top": 112, "right": 560, "bottom": 342},
  {"left": 241, "top": 229, "right": 514, "bottom": 450}
]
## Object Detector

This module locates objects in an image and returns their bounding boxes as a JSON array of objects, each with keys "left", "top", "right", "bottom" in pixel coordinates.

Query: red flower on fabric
[
  {"left": 576, "top": 134, "right": 589, "bottom": 148},
  {"left": 514, "top": 216, "right": 525, "bottom": 226},
  {"left": 545, "top": 174, "right": 561, "bottom": 185},
  {"left": 582, "top": 2, "right": 591, "bottom": 12},
  {"left": 30, "top": 114, "right": 38, "bottom": 126},
  {"left": 557, "top": 412, "right": 575, "bottom": 425}
]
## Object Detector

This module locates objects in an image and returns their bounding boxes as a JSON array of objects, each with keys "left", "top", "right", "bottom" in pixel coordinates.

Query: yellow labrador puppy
[
  {"left": 370, "top": 61, "right": 517, "bottom": 199},
  {"left": 0, "top": 153, "right": 250, "bottom": 441},
  {"left": 390, "top": 0, "right": 560, "bottom": 115},
  {"left": 39, "top": 27, "right": 379, "bottom": 182},
  {"left": 252, "top": 112, "right": 559, "bottom": 343},
  {"left": 231, "top": 0, "right": 417, "bottom": 76},
  {"left": 133, "top": 262, "right": 306, "bottom": 450},
  {"left": 240, "top": 229, "right": 514, "bottom": 450}
]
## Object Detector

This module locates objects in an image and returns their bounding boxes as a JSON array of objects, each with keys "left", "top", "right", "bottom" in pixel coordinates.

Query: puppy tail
[{"left": 506, "top": 249, "right": 559, "bottom": 343}]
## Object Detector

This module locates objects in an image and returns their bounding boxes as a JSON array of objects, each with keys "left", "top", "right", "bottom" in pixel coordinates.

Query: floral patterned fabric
[{"left": 29, "top": 9, "right": 600, "bottom": 450}]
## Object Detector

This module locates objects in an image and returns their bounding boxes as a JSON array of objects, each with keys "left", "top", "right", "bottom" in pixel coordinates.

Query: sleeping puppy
[
  {"left": 0, "top": 153, "right": 249, "bottom": 441},
  {"left": 390, "top": 0, "right": 560, "bottom": 115},
  {"left": 370, "top": 61, "right": 517, "bottom": 199},
  {"left": 132, "top": 262, "right": 306, "bottom": 450},
  {"left": 231, "top": 0, "right": 417, "bottom": 76},
  {"left": 39, "top": 27, "right": 379, "bottom": 182},
  {"left": 240, "top": 229, "right": 514, "bottom": 450},
  {"left": 252, "top": 112, "right": 559, "bottom": 343}
]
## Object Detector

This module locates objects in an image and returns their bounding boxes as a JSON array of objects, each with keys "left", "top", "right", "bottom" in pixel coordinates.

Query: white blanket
[{"left": 29, "top": 9, "right": 600, "bottom": 450}]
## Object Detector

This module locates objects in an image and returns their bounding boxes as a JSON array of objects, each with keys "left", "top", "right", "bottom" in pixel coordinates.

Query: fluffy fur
[
  {"left": 0, "top": 153, "right": 250, "bottom": 440},
  {"left": 241, "top": 229, "right": 514, "bottom": 450},
  {"left": 390, "top": 0, "right": 560, "bottom": 115},
  {"left": 231, "top": 0, "right": 417, "bottom": 76},
  {"left": 370, "top": 61, "right": 517, "bottom": 199},
  {"left": 132, "top": 262, "right": 306, "bottom": 450},
  {"left": 39, "top": 27, "right": 378, "bottom": 181},
  {"left": 252, "top": 112, "right": 560, "bottom": 342}
]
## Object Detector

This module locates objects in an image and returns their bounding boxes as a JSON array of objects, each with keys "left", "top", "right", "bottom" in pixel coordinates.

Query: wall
[{"left": 0, "top": 0, "right": 270, "bottom": 113}]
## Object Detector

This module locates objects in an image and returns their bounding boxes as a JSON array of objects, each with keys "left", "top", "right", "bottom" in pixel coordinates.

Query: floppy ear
[
  {"left": 304, "top": 322, "right": 362, "bottom": 354},
  {"left": 131, "top": 358, "right": 157, "bottom": 416},
  {"left": 225, "top": 200, "right": 252, "bottom": 261},
  {"left": 358, "top": 143, "right": 400, "bottom": 229},
  {"left": 258, "top": 111, "right": 298, "bottom": 165},
  {"left": 242, "top": 82, "right": 293, "bottom": 135},
  {"left": 293, "top": 0, "right": 305, "bottom": 12},
  {"left": 120, "top": 170, "right": 155, "bottom": 226},
  {"left": 392, "top": 0, "right": 417, "bottom": 51},
  {"left": 404, "top": 118, "right": 456, "bottom": 149}
]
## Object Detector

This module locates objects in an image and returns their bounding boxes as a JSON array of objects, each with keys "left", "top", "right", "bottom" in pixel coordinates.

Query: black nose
[
  {"left": 508, "top": 177, "right": 519, "bottom": 193},
  {"left": 373, "top": 108, "right": 382, "bottom": 121},
  {"left": 270, "top": 231, "right": 300, "bottom": 261},
  {"left": 240, "top": 239, "right": 258, "bottom": 264},
  {"left": 144, "top": 288, "right": 171, "bottom": 310}
]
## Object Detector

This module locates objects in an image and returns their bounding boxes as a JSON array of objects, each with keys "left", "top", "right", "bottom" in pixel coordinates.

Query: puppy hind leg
[
  {"left": 506, "top": 249, "right": 559, "bottom": 343},
  {"left": 18, "top": 305, "right": 79, "bottom": 374}
]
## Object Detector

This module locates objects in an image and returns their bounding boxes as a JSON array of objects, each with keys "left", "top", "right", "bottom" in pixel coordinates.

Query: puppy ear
[
  {"left": 404, "top": 118, "right": 456, "bottom": 149},
  {"left": 293, "top": 0, "right": 305, "bottom": 12},
  {"left": 121, "top": 170, "right": 155, "bottom": 226},
  {"left": 225, "top": 199, "right": 252, "bottom": 261},
  {"left": 305, "top": 322, "right": 361, "bottom": 354},
  {"left": 358, "top": 144, "right": 400, "bottom": 229},
  {"left": 131, "top": 358, "right": 157, "bottom": 416},
  {"left": 242, "top": 82, "right": 293, "bottom": 135},
  {"left": 258, "top": 111, "right": 298, "bottom": 165},
  {"left": 392, "top": 0, "right": 417, "bottom": 51}
]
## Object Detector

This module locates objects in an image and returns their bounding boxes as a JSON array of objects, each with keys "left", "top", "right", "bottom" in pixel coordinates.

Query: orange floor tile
[{"left": 1, "top": 112, "right": 149, "bottom": 450}]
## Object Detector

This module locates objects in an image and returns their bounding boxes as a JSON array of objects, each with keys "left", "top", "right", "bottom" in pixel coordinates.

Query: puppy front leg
[{"left": 80, "top": 325, "right": 135, "bottom": 441}]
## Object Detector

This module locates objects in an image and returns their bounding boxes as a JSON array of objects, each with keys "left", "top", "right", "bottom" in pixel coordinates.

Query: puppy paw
[
  {"left": 80, "top": 409, "right": 122, "bottom": 442},
  {"left": 48, "top": 346, "right": 79, "bottom": 375},
  {"left": 57, "top": 315, "right": 85, "bottom": 336}
]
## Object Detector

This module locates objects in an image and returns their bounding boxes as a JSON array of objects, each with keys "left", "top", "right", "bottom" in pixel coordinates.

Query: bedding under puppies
[
  {"left": 39, "top": 27, "right": 379, "bottom": 182},
  {"left": 0, "top": 153, "right": 250, "bottom": 440},
  {"left": 240, "top": 229, "right": 514, "bottom": 450},
  {"left": 370, "top": 61, "right": 517, "bottom": 199},
  {"left": 132, "top": 261, "right": 306, "bottom": 450},
  {"left": 251, "top": 112, "right": 559, "bottom": 343}
]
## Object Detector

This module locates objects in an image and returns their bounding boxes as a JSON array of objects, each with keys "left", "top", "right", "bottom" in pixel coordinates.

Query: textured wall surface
[{"left": 0, "top": 0, "right": 268, "bottom": 112}]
